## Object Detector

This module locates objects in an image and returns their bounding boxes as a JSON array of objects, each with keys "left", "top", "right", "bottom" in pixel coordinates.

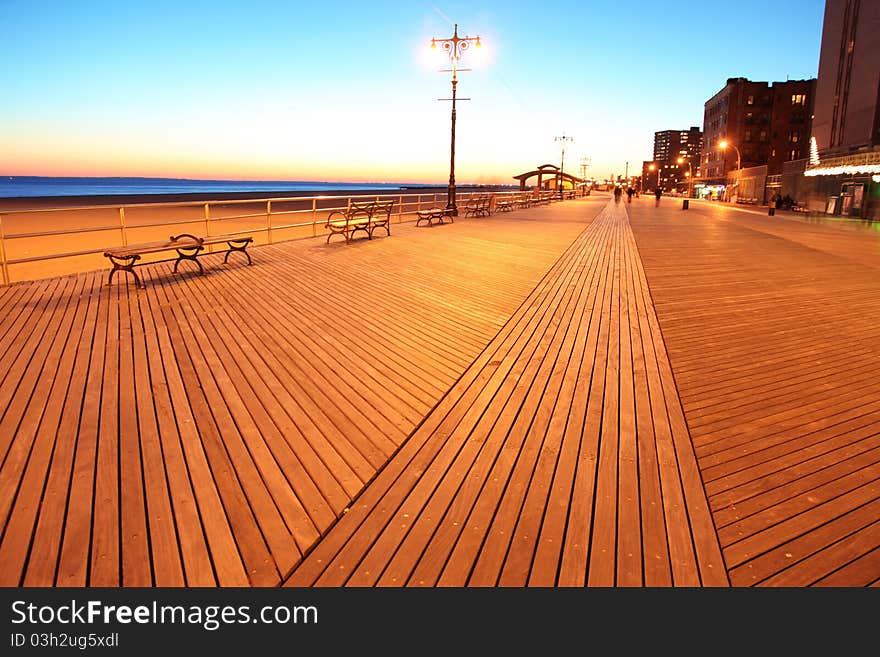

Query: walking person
[
  {"left": 626, "top": 187, "right": 634, "bottom": 203},
  {"left": 654, "top": 187, "right": 662, "bottom": 206}
]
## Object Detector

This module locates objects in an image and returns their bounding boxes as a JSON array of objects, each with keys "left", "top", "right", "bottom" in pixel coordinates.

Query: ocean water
[{"left": 0, "top": 176, "right": 424, "bottom": 198}]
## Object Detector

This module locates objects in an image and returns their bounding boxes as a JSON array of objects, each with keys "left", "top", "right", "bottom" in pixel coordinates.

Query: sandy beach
[{"left": 0, "top": 185, "right": 516, "bottom": 284}]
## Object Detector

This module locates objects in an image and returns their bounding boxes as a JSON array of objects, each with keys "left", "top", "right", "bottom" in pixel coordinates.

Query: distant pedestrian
[
  {"left": 614, "top": 186, "right": 622, "bottom": 202},
  {"left": 626, "top": 187, "right": 634, "bottom": 203},
  {"left": 654, "top": 187, "right": 662, "bottom": 206}
]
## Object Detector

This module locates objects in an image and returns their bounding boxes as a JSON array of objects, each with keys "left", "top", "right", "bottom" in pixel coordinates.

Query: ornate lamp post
[{"left": 431, "top": 24, "right": 481, "bottom": 216}]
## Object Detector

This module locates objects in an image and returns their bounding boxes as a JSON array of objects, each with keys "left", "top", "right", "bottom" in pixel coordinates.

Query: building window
[
  {"left": 789, "top": 130, "right": 800, "bottom": 143},
  {"left": 789, "top": 149, "right": 799, "bottom": 160},
  {"left": 759, "top": 130, "right": 767, "bottom": 141},
  {"left": 747, "top": 95, "right": 754, "bottom": 105},
  {"left": 771, "top": 148, "right": 776, "bottom": 158},
  {"left": 744, "top": 130, "right": 752, "bottom": 141},
  {"left": 791, "top": 94, "right": 807, "bottom": 106}
]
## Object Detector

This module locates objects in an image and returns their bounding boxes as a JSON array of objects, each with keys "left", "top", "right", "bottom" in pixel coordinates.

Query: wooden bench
[
  {"left": 495, "top": 195, "right": 518, "bottom": 212},
  {"left": 462, "top": 194, "right": 492, "bottom": 217},
  {"left": 369, "top": 199, "right": 394, "bottom": 238},
  {"left": 104, "top": 232, "right": 253, "bottom": 288},
  {"left": 325, "top": 199, "right": 395, "bottom": 243},
  {"left": 415, "top": 206, "right": 455, "bottom": 227},
  {"left": 532, "top": 191, "right": 554, "bottom": 206}
]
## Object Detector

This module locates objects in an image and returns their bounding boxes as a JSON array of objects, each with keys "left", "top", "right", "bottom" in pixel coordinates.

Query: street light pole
[
  {"left": 719, "top": 140, "right": 741, "bottom": 202},
  {"left": 554, "top": 134, "right": 573, "bottom": 199},
  {"left": 677, "top": 156, "right": 693, "bottom": 197},
  {"left": 432, "top": 24, "right": 481, "bottom": 217},
  {"left": 648, "top": 163, "right": 660, "bottom": 190}
]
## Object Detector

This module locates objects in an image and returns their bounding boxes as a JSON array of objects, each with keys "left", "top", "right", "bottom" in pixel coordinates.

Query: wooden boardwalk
[
  {"left": 285, "top": 199, "right": 726, "bottom": 586},
  {"left": 2, "top": 194, "right": 879, "bottom": 587},
  {"left": 628, "top": 199, "right": 880, "bottom": 586},
  {"left": 0, "top": 197, "right": 594, "bottom": 586}
]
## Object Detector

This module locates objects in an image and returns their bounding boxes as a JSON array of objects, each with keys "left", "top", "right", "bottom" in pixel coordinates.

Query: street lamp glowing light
[
  {"left": 718, "top": 139, "right": 742, "bottom": 200},
  {"left": 676, "top": 156, "right": 693, "bottom": 197}
]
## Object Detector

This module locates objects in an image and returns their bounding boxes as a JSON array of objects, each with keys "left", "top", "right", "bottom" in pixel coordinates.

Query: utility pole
[
  {"left": 579, "top": 156, "right": 590, "bottom": 195},
  {"left": 554, "top": 133, "right": 573, "bottom": 199}
]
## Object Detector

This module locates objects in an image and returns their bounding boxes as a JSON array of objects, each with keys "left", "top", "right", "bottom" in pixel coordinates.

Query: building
[
  {"left": 767, "top": 79, "right": 816, "bottom": 173},
  {"left": 698, "top": 78, "right": 771, "bottom": 187},
  {"left": 803, "top": 0, "right": 880, "bottom": 219},
  {"left": 697, "top": 76, "right": 816, "bottom": 202},
  {"left": 651, "top": 127, "right": 702, "bottom": 193}
]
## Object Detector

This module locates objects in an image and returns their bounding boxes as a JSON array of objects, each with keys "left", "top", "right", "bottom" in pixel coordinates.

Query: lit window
[
  {"left": 791, "top": 94, "right": 806, "bottom": 106},
  {"left": 747, "top": 95, "right": 754, "bottom": 105}
]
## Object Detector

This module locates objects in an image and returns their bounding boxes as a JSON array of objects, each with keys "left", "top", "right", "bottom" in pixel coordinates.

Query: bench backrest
[
  {"left": 371, "top": 200, "right": 394, "bottom": 218},
  {"left": 349, "top": 201, "right": 375, "bottom": 216}
]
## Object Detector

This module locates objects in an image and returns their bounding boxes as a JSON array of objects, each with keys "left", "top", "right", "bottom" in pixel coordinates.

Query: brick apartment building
[{"left": 697, "top": 77, "right": 816, "bottom": 200}]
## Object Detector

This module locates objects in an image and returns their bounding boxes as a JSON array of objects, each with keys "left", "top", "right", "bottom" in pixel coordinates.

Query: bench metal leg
[
  {"left": 174, "top": 247, "right": 204, "bottom": 274},
  {"left": 222, "top": 240, "right": 253, "bottom": 265},
  {"left": 107, "top": 254, "right": 143, "bottom": 288}
]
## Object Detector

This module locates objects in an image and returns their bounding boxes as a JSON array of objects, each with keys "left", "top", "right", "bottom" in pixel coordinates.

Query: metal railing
[{"left": 0, "top": 188, "right": 561, "bottom": 285}]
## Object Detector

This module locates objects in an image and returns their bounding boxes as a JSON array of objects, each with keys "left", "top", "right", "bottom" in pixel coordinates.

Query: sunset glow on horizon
[{"left": 3, "top": 0, "right": 824, "bottom": 184}]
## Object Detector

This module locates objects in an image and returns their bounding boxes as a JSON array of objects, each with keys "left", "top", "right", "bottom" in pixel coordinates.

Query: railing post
[
  {"left": 0, "top": 214, "right": 9, "bottom": 286},
  {"left": 266, "top": 200, "right": 273, "bottom": 245},
  {"left": 398, "top": 194, "right": 403, "bottom": 223},
  {"left": 312, "top": 198, "right": 318, "bottom": 237},
  {"left": 204, "top": 203, "right": 212, "bottom": 252},
  {"left": 118, "top": 207, "right": 128, "bottom": 246}
]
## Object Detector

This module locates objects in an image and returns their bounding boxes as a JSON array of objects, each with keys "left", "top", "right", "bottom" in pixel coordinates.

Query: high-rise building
[
  {"left": 804, "top": 0, "right": 880, "bottom": 218},
  {"left": 652, "top": 127, "right": 702, "bottom": 192}
]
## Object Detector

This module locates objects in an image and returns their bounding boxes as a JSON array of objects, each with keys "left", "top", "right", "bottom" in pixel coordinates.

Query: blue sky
[{"left": 1, "top": 0, "right": 826, "bottom": 183}]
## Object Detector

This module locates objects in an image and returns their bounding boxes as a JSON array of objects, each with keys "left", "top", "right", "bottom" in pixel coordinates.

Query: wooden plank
[
  {"left": 495, "top": 217, "right": 614, "bottom": 586},
  {"left": 56, "top": 277, "right": 112, "bottom": 586},
  {"left": 711, "top": 429, "right": 880, "bottom": 522},
  {"left": 0, "top": 274, "right": 89, "bottom": 585},
  {"left": 118, "top": 277, "right": 152, "bottom": 585},
  {"left": 145, "top": 267, "right": 248, "bottom": 586},
  {"left": 136, "top": 273, "right": 214, "bottom": 586},
  {"left": 90, "top": 277, "right": 121, "bottom": 585},
  {"left": 159, "top": 280, "right": 285, "bottom": 585},
  {"left": 729, "top": 496, "right": 880, "bottom": 586},
  {"left": 128, "top": 280, "right": 185, "bottom": 585},
  {"left": 615, "top": 225, "right": 642, "bottom": 586},
  {"left": 587, "top": 213, "right": 621, "bottom": 586},
  {"left": 175, "top": 273, "right": 322, "bottom": 555},
  {"left": 23, "top": 274, "right": 102, "bottom": 585}
]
